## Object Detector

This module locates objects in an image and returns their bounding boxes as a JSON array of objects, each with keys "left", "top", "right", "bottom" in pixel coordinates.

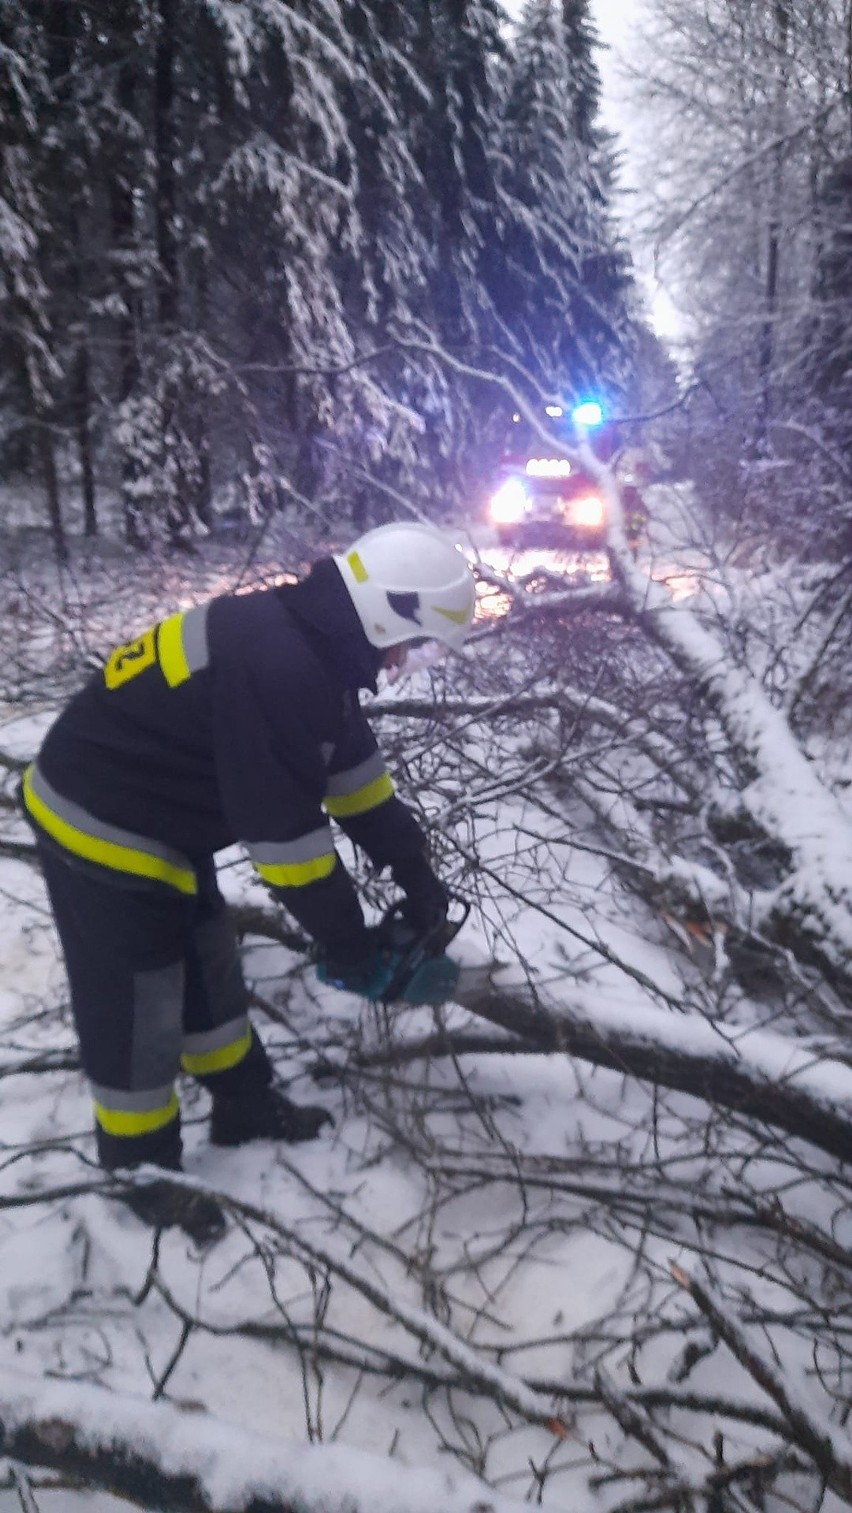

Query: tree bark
[
  {"left": 154, "top": 0, "right": 179, "bottom": 334},
  {"left": 756, "top": 0, "right": 790, "bottom": 447},
  {"left": 73, "top": 340, "right": 97, "bottom": 536},
  {"left": 35, "top": 419, "right": 67, "bottom": 565},
  {"left": 450, "top": 976, "right": 852, "bottom": 1165},
  {"left": 108, "top": 41, "right": 145, "bottom": 549},
  {"left": 0, "top": 1370, "right": 543, "bottom": 1513}
]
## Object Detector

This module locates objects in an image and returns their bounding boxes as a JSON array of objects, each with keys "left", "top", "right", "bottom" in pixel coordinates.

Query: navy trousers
[{"left": 37, "top": 845, "right": 271, "bottom": 1169}]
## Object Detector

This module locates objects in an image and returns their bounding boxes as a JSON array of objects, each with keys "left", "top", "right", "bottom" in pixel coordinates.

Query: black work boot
[
  {"left": 210, "top": 1086, "right": 333, "bottom": 1148},
  {"left": 122, "top": 1180, "right": 227, "bottom": 1247},
  {"left": 97, "top": 1118, "right": 227, "bottom": 1246}
]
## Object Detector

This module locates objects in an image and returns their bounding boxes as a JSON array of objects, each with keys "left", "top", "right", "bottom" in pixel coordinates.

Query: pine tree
[
  {"left": 390, "top": 0, "right": 509, "bottom": 510},
  {"left": 37, "top": 1, "right": 103, "bottom": 537},
  {"left": 493, "top": 0, "right": 635, "bottom": 407},
  {"left": 193, "top": 0, "right": 366, "bottom": 522},
  {"left": 0, "top": 0, "right": 641, "bottom": 547},
  {"left": 401, "top": 0, "right": 507, "bottom": 359},
  {"left": 308, "top": 3, "right": 419, "bottom": 519},
  {"left": 0, "top": 6, "right": 66, "bottom": 558}
]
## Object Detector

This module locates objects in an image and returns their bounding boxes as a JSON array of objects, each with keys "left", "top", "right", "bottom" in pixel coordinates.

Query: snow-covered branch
[
  {"left": 670, "top": 1263, "right": 852, "bottom": 1503},
  {"left": 445, "top": 974, "right": 852, "bottom": 1165},
  {"left": 0, "top": 1370, "right": 547, "bottom": 1513}
]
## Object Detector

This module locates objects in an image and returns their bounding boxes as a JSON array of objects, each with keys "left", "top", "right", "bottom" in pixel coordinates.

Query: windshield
[{"left": 500, "top": 414, "right": 574, "bottom": 461}]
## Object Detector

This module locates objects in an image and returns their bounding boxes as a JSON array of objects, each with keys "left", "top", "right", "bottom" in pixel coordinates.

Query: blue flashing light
[{"left": 572, "top": 400, "right": 604, "bottom": 428}]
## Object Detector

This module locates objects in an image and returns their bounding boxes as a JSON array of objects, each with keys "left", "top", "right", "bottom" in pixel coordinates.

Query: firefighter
[{"left": 22, "top": 522, "right": 476, "bottom": 1244}]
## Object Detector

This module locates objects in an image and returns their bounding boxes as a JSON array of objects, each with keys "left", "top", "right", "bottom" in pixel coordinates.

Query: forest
[{"left": 1, "top": 2, "right": 851, "bottom": 1512}]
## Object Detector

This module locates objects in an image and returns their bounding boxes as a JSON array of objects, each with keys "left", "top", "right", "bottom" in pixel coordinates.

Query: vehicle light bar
[
  {"left": 572, "top": 400, "right": 604, "bottom": 428},
  {"left": 525, "top": 458, "right": 573, "bottom": 478}
]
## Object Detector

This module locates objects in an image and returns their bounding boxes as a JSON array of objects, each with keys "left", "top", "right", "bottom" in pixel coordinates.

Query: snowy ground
[
  {"left": 0, "top": 731, "right": 671, "bottom": 1509},
  {"left": 1, "top": 511, "right": 850, "bottom": 1512}
]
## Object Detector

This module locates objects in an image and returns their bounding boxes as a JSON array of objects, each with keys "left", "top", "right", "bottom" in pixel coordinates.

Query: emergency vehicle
[{"left": 486, "top": 401, "right": 648, "bottom": 552}]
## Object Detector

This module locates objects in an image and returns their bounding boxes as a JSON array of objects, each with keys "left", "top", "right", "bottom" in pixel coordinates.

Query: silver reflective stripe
[
  {"left": 325, "top": 751, "right": 387, "bottom": 798},
  {"left": 248, "top": 827, "right": 334, "bottom": 866},
  {"left": 131, "top": 963, "right": 184, "bottom": 1090},
  {"left": 182, "top": 1014, "right": 249, "bottom": 1057},
  {"left": 89, "top": 1082, "right": 176, "bottom": 1114},
  {"left": 26, "top": 763, "right": 196, "bottom": 885},
  {"left": 181, "top": 602, "right": 209, "bottom": 675}
]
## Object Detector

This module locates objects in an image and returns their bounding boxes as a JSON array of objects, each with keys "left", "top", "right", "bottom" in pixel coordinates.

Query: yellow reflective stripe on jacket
[
  {"left": 248, "top": 827, "right": 337, "bottom": 890},
  {"left": 181, "top": 1027, "right": 252, "bottom": 1077},
  {"left": 157, "top": 612, "right": 191, "bottom": 687},
  {"left": 254, "top": 852, "right": 337, "bottom": 888},
  {"left": 93, "top": 1091, "right": 180, "bottom": 1138},
  {"left": 156, "top": 603, "right": 211, "bottom": 688},
  {"left": 23, "top": 764, "right": 198, "bottom": 896},
  {"left": 324, "top": 771, "right": 394, "bottom": 819},
  {"left": 324, "top": 752, "right": 392, "bottom": 816}
]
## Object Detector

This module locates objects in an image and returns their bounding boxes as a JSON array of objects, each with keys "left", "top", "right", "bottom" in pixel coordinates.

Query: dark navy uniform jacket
[{"left": 23, "top": 559, "right": 426, "bottom": 952}]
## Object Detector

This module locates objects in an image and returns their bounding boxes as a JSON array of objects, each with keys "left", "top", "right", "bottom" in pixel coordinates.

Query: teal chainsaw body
[
  {"left": 314, "top": 893, "right": 471, "bottom": 1007},
  {"left": 375, "top": 894, "right": 469, "bottom": 1006}
]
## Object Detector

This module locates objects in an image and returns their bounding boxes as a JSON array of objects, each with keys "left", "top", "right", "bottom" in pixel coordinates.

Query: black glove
[
  {"left": 391, "top": 852, "right": 449, "bottom": 935},
  {"left": 315, "top": 929, "right": 399, "bottom": 1000}
]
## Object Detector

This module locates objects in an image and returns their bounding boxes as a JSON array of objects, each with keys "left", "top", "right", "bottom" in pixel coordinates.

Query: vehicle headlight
[
  {"left": 489, "top": 478, "right": 529, "bottom": 525},
  {"left": 570, "top": 494, "right": 606, "bottom": 529}
]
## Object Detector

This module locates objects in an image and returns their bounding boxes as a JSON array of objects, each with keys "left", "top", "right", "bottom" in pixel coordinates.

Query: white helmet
[{"left": 334, "top": 522, "right": 476, "bottom": 650}]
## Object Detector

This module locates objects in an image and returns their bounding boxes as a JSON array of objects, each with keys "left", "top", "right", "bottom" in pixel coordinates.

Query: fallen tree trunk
[
  {"left": 334, "top": 976, "right": 852, "bottom": 1167},
  {"left": 0, "top": 1370, "right": 551, "bottom": 1513},
  {"left": 590, "top": 461, "right": 852, "bottom": 1001},
  {"left": 222, "top": 885, "right": 852, "bottom": 1168},
  {"left": 459, "top": 980, "right": 852, "bottom": 1163}
]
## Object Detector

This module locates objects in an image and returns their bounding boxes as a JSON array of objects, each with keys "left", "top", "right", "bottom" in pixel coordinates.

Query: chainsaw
[
  {"left": 314, "top": 888, "right": 499, "bottom": 1007},
  {"left": 373, "top": 889, "right": 471, "bottom": 1005}
]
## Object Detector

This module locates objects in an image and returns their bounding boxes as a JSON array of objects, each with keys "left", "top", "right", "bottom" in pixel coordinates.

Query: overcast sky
[{"left": 590, "top": 0, "right": 637, "bottom": 58}]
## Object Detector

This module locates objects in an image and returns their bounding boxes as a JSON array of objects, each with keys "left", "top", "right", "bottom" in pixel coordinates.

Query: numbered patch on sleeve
[{"left": 104, "top": 628, "right": 157, "bottom": 689}]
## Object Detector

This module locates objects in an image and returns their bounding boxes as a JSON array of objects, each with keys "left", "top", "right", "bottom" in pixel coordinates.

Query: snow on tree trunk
[
  {"left": 592, "top": 456, "right": 852, "bottom": 995},
  {"left": 0, "top": 1369, "right": 548, "bottom": 1513}
]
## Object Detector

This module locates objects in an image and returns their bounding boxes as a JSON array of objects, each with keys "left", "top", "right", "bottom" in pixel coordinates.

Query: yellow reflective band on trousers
[
  {"left": 324, "top": 771, "right": 394, "bottom": 819},
  {"left": 181, "top": 1027, "right": 252, "bottom": 1077},
  {"left": 94, "top": 1090, "right": 180, "bottom": 1138},
  {"left": 23, "top": 764, "right": 198, "bottom": 896}
]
